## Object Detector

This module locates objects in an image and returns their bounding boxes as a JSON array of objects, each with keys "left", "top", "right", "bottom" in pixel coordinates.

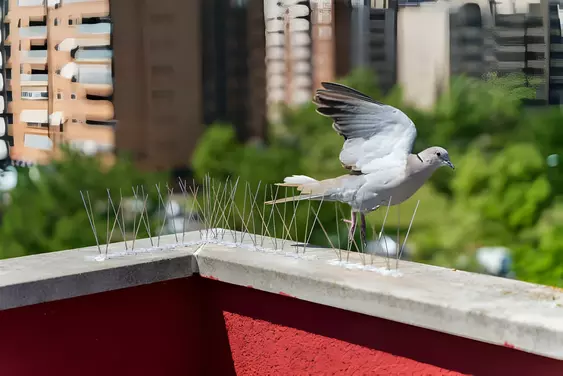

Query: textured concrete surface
[
  {"left": 0, "top": 233, "right": 201, "bottom": 310},
  {"left": 196, "top": 230, "right": 563, "bottom": 361}
]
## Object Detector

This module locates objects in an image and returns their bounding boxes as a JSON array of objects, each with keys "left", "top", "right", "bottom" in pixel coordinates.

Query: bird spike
[{"left": 79, "top": 177, "right": 419, "bottom": 275}]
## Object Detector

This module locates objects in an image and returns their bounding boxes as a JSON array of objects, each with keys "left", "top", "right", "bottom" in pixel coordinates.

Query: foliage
[
  {"left": 511, "top": 224, "right": 563, "bottom": 287},
  {"left": 412, "top": 143, "right": 553, "bottom": 269},
  {"left": 0, "top": 148, "right": 166, "bottom": 259},
  {"left": 191, "top": 123, "right": 243, "bottom": 182}
]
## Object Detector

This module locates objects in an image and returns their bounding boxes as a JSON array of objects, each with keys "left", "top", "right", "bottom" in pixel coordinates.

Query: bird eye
[{"left": 437, "top": 152, "right": 441, "bottom": 157}]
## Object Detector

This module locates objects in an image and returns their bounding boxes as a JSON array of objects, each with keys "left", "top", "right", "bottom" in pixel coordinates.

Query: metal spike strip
[{"left": 81, "top": 178, "right": 420, "bottom": 273}]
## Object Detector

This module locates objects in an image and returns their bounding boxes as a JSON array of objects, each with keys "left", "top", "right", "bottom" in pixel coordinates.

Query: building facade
[
  {"left": 0, "top": 0, "right": 268, "bottom": 172},
  {"left": 107, "top": 0, "right": 267, "bottom": 172},
  {"left": 3, "top": 0, "right": 114, "bottom": 165},
  {"left": 264, "top": 0, "right": 354, "bottom": 121}
]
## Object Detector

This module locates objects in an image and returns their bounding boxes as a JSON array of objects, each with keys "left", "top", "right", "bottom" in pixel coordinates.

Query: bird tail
[
  {"left": 265, "top": 175, "right": 324, "bottom": 205},
  {"left": 264, "top": 194, "right": 325, "bottom": 205}
]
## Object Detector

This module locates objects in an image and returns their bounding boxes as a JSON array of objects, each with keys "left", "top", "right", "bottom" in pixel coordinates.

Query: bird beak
[{"left": 446, "top": 160, "right": 455, "bottom": 170}]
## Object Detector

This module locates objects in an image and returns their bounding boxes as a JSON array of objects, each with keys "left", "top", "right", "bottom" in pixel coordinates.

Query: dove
[{"left": 265, "top": 82, "right": 454, "bottom": 247}]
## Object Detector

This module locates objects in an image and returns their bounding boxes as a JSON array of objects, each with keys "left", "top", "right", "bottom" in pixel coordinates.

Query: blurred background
[{"left": 0, "top": 0, "right": 563, "bottom": 286}]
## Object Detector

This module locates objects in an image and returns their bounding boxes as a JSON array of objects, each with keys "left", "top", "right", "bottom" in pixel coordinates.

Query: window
[
  {"left": 56, "top": 93, "right": 62, "bottom": 99},
  {"left": 54, "top": 18, "right": 59, "bottom": 26},
  {"left": 68, "top": 19, "right": 73, "bottom": 25},
  {"left": 29, "top": 17, "right": 47, "bottom": 27},
  {"left": 71, "top": 93, "right": 76, "bottom": 99},
  {"left": 72, "top": 119, "right": 78, "bottom": 123},
  {"left": 21, "top": 91, "right": 48, "bottom": 100}
]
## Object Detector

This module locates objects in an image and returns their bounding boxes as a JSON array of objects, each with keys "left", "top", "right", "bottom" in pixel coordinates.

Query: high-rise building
[
  {"left": 112, "top": 0, "right": 267, "bottom": 172},
  {"left": 0, "top": 0, "right": 267, "bottom": 173},
  {"left": 0, "top": 1, "right": 9, "bottom": 170},
  {"left": 200, "top": 0, "right": 266, "bottom": 143},
  {"left": 3, "top": 0, "right": 114, "bottom": 165},
  {"left": 264, "top": 0, "right": 353, "bottom": 121}
]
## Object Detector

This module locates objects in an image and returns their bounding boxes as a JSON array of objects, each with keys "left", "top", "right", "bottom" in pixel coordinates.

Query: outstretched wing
[{"left": 313, "top": 82, "right": 417, "bottom": 176}]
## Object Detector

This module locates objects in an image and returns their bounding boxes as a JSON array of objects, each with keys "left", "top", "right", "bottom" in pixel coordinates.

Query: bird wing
[{"left": 313, "top": 82, "right": 417, "bottom": 176}]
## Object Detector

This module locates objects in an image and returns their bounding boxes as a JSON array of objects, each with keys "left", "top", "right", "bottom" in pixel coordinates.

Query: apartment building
[
  {"left": 2, "top": 0, "right": 114, "bottom": 165},
  {"left": 264, "top": 0, "right": 353, "bottom": 121},
  {"left": 0, "top": 2, "right": 8, "bottom": 170},
  {"left": 0, "top": 0, "right": 267, "bottom": 173}
]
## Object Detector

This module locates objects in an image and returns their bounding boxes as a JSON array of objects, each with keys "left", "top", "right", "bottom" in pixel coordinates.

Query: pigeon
[{"left": 265, "top": 82, "right": 454, "bottom": 247}]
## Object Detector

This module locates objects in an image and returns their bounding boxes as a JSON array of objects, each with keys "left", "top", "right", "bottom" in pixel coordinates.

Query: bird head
[{"left": 419, "top": 147, "right": 454, "bottom": 170}]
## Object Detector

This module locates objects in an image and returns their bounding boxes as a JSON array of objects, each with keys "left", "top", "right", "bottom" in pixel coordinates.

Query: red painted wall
[
  {"left": 1, "top": 276, "right": 562, "bottom": 376},
  {"left": 202, "top": 277, "right": 563, "bottom": 376},
  {"left": 0, "top": 278, "right": 208, "bottom": 376}
]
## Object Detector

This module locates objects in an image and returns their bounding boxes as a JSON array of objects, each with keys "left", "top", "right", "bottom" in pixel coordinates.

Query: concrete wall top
[{"left": 0, "top": 229, "right": 562, "bottom": 360}]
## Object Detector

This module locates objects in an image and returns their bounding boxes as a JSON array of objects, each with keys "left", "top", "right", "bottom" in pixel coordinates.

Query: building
[
  {"left": 111, "top": 0, "right": 266, "bottom": 173},
  {"left": 0, "top": 1, "right": 9, "bottom": 170},
  {"left": 0, "top": 0, "right": 268, "bottom": 172},
  {"left": 3, "top": 0, "right": 114, "bottom": 165},
  {"left": 109, "top": 0, "right": 201, "bottom": 172},
  {"left": 264, "top": 0, "right": 355, "bottom": 121},
  {"left": 200, "top": 0, "right": 266, "bottom": 143}
]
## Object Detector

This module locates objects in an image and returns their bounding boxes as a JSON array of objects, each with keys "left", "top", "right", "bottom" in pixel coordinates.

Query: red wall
[
  {"left": 0, "top": 278, "right": 207, "bottom": 376},
  {"left": 202, "top": 277, "right": 563, "bottom": 376},
  {"left": 1, "top": 276, "right": 562, "bottom": 376}
]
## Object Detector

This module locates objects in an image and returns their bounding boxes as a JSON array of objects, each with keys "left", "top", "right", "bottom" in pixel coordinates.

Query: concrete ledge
[
  {"left": 1, "top": 229, "right": 562, "bottom": 361},
  {"left": 195, "top": 230, "right": 563, "bottom": 361},
  {"left": 0, "top": 232, "right": 202, "bottom": 310}
]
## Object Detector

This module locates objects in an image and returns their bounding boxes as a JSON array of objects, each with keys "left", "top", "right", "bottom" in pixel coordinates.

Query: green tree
[
  {"left": 412, "top": 143, "right": 553, "bottom": 270},
  {"left": 0, "top": 148, "right": 166, "bottom": 259}
]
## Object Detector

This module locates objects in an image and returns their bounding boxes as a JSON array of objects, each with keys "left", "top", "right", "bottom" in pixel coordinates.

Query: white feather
[{"left": 283, "top": 175, "right": 317, "bottom": 185}]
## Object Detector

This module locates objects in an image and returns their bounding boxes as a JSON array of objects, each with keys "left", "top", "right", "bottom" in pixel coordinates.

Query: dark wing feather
[{"left": 312, "top": 82, "right": 417, "bottom": 174}]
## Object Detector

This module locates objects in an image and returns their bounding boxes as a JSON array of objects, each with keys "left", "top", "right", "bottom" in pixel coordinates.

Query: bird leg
[
  {"left": 343, "top": 210, "right": 357, "bottom": 248},
  {"left": 360, "top": 213, "right": 367, "bottom": 250}
]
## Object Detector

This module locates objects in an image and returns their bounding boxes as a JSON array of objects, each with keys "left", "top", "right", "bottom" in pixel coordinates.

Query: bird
[{"left": 265, "top": 82, "right": 454, "bottom": 248}]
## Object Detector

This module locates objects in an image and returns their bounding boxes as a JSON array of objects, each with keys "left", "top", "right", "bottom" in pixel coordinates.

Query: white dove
[{"left": 266, "top": 82, "right": 454, "bottom": 246}]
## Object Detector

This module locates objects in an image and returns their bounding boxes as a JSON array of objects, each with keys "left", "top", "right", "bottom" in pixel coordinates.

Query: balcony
[
  {"left": 77, "top": 64, "right": 112, "bottom": 85},
  {"left": 74, "top": 48, "right": 113, "bottom": 63},
  {"left": 78, "top": 23, "right": 111, "bottom": 35},
  {"left": 20, "top": 109, "right": 48, "bottom": 124},
  {"left": 20, "top": 50, "right": 47, "bottom": 65},
  {"left": 19, "top": 26, "right": 47, "bottom": 40},
  {"left": 20, "top": 74, "right": 49, "bottom": 86},
  {"left": 57, "top": 38, "right": 110, "bottom": 52},
  {"left": 23, "top": 133, "right": 52, "bottom": 150},
  {"left": 18, "top": 0, "right": 46, "bottom": 5},
  {"left": 0, "top": 230, "right": 561, "bottom": 374}
]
